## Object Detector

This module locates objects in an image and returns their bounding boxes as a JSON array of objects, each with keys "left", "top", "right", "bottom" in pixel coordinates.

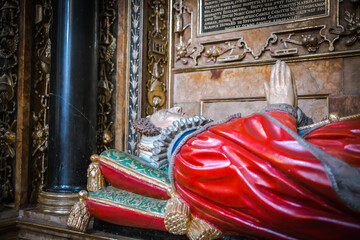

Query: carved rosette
[
  {"left": 0, "top": 0, "right": 20, "bottom": 207},
  {"left": 97, "top": 0, "right": 117, "bottom": 153},
  {"left": 146, "top": 0, "right": 168, "bottom": 115},
  {"left": 30, "top": 0, "right": 52, "bottom": 203}
]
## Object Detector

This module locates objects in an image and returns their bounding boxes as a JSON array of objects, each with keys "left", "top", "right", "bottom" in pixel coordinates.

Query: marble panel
[
  {"left": 343, "top": 57, "right": 360, "bottom": 96},
  {"left": 173, "top": 59, "right": 343, "bottom": 104},
  {"left": 298, "top": 98, "right": 328, "bottom": 122},
  {"left": 329, "top": 96, "right": 360, "bottom": 117},
  {"left": 174, "top": 102, "right": 200, "bottom": 117},
  {"left": 202, "top": 101, "right": 266, "bottom": 121},
  {"left": 200, "top": 98, "right": 327, "bottom": 122}
]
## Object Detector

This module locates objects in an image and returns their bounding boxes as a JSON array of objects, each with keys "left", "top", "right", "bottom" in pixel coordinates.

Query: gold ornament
[
  {"left": 164, "top": 195, "right": 190, "bottom": 235},
  {"left": 67, "top": 190, "right": 91, "bottom": 232},
  {"left": 187, "top": 217, "right": 223, "bottom": 240},
  {"left": 329, "top": 112, "right": 341, "bottom": 123},
  {"left": 87, "top": 154, "right": 105, "bottom": 192}
]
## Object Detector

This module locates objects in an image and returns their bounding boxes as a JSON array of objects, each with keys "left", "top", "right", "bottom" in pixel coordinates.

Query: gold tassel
[
  {"left": 67, "top": 190, "right": 91, "bottom": 232},
  {"left": 164, "top": 195, "right": 191, "bottom": 235},
  {"left": 187, "top": 217, "right": 223, "bottom": 240},
  {"left": 87, "top": 154, "right": 105, "bottom": 192}
]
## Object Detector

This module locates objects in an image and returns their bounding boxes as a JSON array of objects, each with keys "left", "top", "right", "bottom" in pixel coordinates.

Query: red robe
[{"left": 173, "top": 110, "right": 360, "bottom": 239}]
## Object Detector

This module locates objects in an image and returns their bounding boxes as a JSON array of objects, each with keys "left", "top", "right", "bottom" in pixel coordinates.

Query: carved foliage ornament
[
  {"left": 97, "top": 0, "right": 117, "bottom": 153},
  {"left": 174, "top": 0, "right": 204, "bottom": 66},
  {"left": 0, "top": 0, "right": 19, "bottom": 206},
  {"left": 30, "top": 0, "right": 52, "bottom": 202},
  {"left": 127, "top": 0, "right": 142, "bottom": 155},
  {"left": 174, "top": 0, "right": 360, "bottom": 67},
  {"left": 146, "top": 0, "right": 168, "bottom": 115}
]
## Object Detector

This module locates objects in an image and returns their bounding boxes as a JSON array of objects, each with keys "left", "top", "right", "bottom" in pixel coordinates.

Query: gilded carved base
[{"left": 36, "top": 191, "right": 78, "bottom": 215}]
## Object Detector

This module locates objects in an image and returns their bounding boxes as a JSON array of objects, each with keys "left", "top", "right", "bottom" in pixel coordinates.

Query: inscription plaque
[{"left": 200, "top": 0, "right": 328, "bottom": 34}]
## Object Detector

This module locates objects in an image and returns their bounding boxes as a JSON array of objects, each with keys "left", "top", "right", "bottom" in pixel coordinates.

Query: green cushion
[
  {"left": 88, "top": 186, "right": 167, "bottom": 216},
  {"left": 100, "top": 149, "right": 170, "bottom": 186}
]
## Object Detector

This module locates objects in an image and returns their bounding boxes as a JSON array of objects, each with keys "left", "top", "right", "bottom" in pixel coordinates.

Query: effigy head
[
  {"left": 132, "top": 117, "right": 162, "bottom": 136},
  {"left": 132, "top": 107, "right": 185, "bottom": 136},
  {"left": 132, "top": 107, "right": 186, "bottom": 167},
  {"left": 149, "top": 107, "right": 185, "bottom": 129}
]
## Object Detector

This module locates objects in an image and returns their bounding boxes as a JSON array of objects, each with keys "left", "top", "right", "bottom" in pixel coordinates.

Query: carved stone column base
[{"left": 36, "top": 191, "right": 78, "bottom": 215}]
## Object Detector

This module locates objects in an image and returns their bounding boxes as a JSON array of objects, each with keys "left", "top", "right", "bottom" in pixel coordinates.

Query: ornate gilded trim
[
  {"left": 97, "top": 0, "right": 117, "bottom": 153},
  {"left": 36, "top": 191, "right": 78, "bottom": 215},
  {"left": 100, "top": 155, "right": 171, "bottom": 191},
  {"left": 298, "top": 112, "right": 360, "bottom": 130},
  {"left": 125, "top": 0, "right": 144, "bottom": 155},
  {"left": 0, "top": 0, "right": 20, "bottom": 207},
  {"left": 30, "top": 0, "right": 52, "bottom": 203},
  {"left": 146, "top": 0, "right": 168, "bottom": 115}
]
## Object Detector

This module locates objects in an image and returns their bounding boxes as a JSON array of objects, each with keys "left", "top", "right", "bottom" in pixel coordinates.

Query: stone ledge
[{"left": 0, "top": 208, "right": 135, "bottom": 240}]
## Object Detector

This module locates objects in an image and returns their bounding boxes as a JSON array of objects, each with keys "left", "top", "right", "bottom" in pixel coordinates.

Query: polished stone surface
[
  {"left": 0, "top": 209, "right": 246, "bottom": 240},
  {"left": 47, "top": 0, "right": 98, "bottom": 193},
  {"left": 173, "top": 59, "right": 345, "bottom": 121},
  {"left": 343, "top": 56, "right": 360, "bottom": 96},
  {"left": 0, "top": 208, "right": 135, "bottom": 240},
  {"left": 330, "top": 96, "right": 360, "bottom": 116}
]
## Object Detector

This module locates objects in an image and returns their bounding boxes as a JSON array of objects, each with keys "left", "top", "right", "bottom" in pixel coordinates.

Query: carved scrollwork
[
  {"left": 0, "top": 0, "right": 19, "bottom": 207},
  {"left": 30, "top": 0, "right": 52, "bottom": 202},
  {"left": 97, "top": 0, "right": 117, "bottom": 153},
  {"left": 281, "top": 33, "right": 324, "bottom": 53},
  {"left": 171, "top": 0, "right": 360, "bottom": 69},
  {"left": 203, "top": 42, "right": 235, "bottom": 63},
  {"left": 174, "top": 0, "right": 203, "bottom": 65},
  {"left": 238, "top": 34, "right": 278, "bottom": 60},
  {"left": 330, "top": 9, "right": 360, "bottom": 46}
]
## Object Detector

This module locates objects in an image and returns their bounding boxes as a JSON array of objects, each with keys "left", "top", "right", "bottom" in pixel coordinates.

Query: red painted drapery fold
[{"left": 173, "top": 110, "right": 360, "bottom": 239}]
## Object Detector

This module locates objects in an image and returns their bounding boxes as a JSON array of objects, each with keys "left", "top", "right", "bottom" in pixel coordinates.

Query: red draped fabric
[{"left": 173, "top": 110, "right": 360, "bottom": 239}]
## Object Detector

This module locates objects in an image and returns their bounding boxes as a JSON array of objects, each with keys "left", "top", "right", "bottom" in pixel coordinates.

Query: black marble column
[{"left": 46, "top": 0, "right": 98, "bottom": 194}]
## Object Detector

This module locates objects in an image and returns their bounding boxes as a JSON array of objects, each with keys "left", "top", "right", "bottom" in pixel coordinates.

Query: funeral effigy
[{"left": 67, "top": 61, "right": 360, "bottom": 240}]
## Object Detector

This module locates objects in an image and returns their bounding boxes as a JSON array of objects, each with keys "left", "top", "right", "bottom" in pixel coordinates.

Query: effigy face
[{"left": 149, "top": 106, "right": 185, "bottom": 129}]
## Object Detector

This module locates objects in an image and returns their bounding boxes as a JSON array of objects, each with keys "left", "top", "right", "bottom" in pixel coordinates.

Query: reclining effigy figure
[{"left": 68, "top": 61, "right": 360, "bottom": 239}]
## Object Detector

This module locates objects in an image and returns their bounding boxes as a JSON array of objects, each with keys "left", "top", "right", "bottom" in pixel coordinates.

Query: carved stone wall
[
  {"left": 144, "top": 0, "right": 168, "bottom": 116},
  {"left": 97, "top": 0, "right": 118, "bottom": 153},
  {"left": 170, "top": 0, "right": 360, "bottom": 121},
  {"left": 0, "top": 0, "right": 20, "bottom": 208},
  {"left": 30, "top": 0, "right": 52, "bottom": 203}
]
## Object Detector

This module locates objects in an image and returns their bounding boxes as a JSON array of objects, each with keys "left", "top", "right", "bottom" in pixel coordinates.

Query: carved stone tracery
[
  {"left": 146, "top": 0, "right": 168, "bottom": 115},
  {"left": 173, "top": 0, "right": 204, "bottom": 66},
  {"left": 30, "top": 0, "right": 52, "bottom": 202},
  {"left": 0, "top": 0, "right": 19, "bottom": 207},
  {"left": 97, "top": 0, "right": 117, "bottom": 153}
]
